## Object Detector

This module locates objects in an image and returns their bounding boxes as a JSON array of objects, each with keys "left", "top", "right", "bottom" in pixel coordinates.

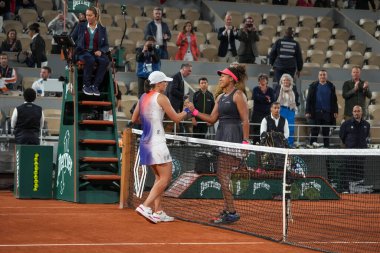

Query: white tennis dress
[{"left": 139, "top": 91, "right": 172, "bottom": 165}]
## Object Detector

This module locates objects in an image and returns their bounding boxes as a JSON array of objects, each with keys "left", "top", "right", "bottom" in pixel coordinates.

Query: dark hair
[
  {"left": 23, "top": 88, "right": 37, "bottom": 102},
  {"left": 258, "top": 73, "right": 269, "bottom": 81},
  {"left": 146, "top": 35, "right": 156, "bottom": 42},
  {"left": 180, "top": 63, "right": 192, "bottom": 69},
  {"left": 271, "top": 101, "right": 281, "bottom": 108},
  {"left": 6, "top": 29, "right": 17, "bottom": 40},
  {"left": 86, "top": 6, "right": 98, "bottom": 17},
  {"left": 42, "top": 66, "right": 52, "bottom": 74},
  {"left": 285, "top": 27, "right": 294, "bottom": 37},
  {"left": 153, "top": 7, "right": 162, "bottom": 12},
  {"left": 198, "top": 77, "right": 208, "bottom": 84},
  {"left": 143, "top": 79, "right": 155, "bottom": 93},
  {"left": 182, "top": 21, "right": 194, "bottom": 33},
  {"left": 228, "top": 65, "right": 247, "bottom": 83},
  {"left": 28, "top": 23, "right": 40, "bottom": 33}
]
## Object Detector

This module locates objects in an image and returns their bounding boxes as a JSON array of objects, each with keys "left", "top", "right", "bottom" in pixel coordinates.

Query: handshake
[{"left": 183, "top": 100, "right": 199, "bottom": 117}]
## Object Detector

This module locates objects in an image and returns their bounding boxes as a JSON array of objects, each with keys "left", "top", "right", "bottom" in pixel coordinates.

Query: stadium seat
[
  {"left": 359, "top": 18, "right": 376, "bottom": 36},
  {"left": 114, "top": 39, "right": 135, "bottom": 54},
  {"left": 199, "top": 43, "right": 218, "bottom": 62},
  {"left": 317, "top": 16, "right": 334, "bottom": 30},
  {"left": 125, "top": 54, "right": 136, "bottom": 72},
  {"left": 313, "top": 27, "right": 332, "bottom": 40},
  {"left": 126, "top": 4, "right": 142, "bottom": 18},
  {"left": 114, "top": 15, "right": 134, "bottom": 29},
  {"left": 329, "top": 39, "right": 348, "bottom": 54},
  {"left": 342, "top": 63, "right": 356, "bottom": 69},
  {"left": 99, "top": 14, "right": 113, "bottom": 27},
  {"left": 41, "top": 10, "right": 59, "bottom": 25},
  {"left": 294, "top": 37, "right": 310, "bottom": 51},
  {"left": 125, "top": 28, "right": 144, "bottom": 44},
  {"left": 362, "top": 65, "right": 380, "bottom": 70},
  {"left": 277, "top": 26, "right": 287, "bottom": 37},
  {"left": 35, "top": 0, "right": 53, "bottom": 16},
  {"left": 326, "top": 50, "right": 345, "bottom": 67},
  {"left": 307, "top": 49, "right": 326, "bottom": 65},
  {"left": 41, "top": 34, "right": 52, "bottom": 55},
  {"left": 166, "top": 42, "right": 178, "bottom": 60},
  {"left": 107, "top": 27, "right": 124, "bottom": 47},
  {"left": 348, "top": 40, "right": 367, "bottom": 54},
  {"left": 163, "top": 18, "right": 173, "bottom": 30},
  {"left": 3, "top": 20, "right": 23, "bottom": 34},
  {"left": 135, "top": 16, "right": 152, "bottom": 29},
  {"left": 120, "top": 98, "right": 138, "bottom": 119},
  {"left": 281, "top": 14, "right": 298, "bottom": 27},
  {"left": 299, "top": 15, "right": 316, "bottom": 28},
  {"left": 244, "top": 12, "right": 262, "bottom": 25},
  {"left": 303, "top": 62, "right": 321, "bottom": 68},
  {"left": 263, "top": 13, "right": 280, "bottom": 27},
  {"left": 195, "top": 32, "right": 206, "bottom": 44},
  {"left": 173, "top": 19, "right": 190, "bottom": 31},
  {"left": 295, "top": 26, "right": 313, "bottom": 40},
  {"left": 259, "top": 24, "right": 276, "bottom": 37},
  {"left": 143, "top": 6, "right": 155, "bottom": 17},
  {"left": 206, "top": 32, "right": 219, "bottom": 46},
  {"left": 345, "top": 51, "right": 364, "bottom": 67},
  {"left": 18, "top": 8, "right": 38, "bottom": 28},
  {"left": 182, "top": 8, "right": 200, "bottom": 23},
  {"left": 332, "top": 28, "right": 350, "bottom": 42},
  {"left": 322, "top": 63, "right": 341, "bottom": 69},
  {"left": 194, "top": 20, "right": 213, "bottom": 34},
  {"left": 257, "top": 36, "right": 271, "bottom": 56},
  {"left": 170, "top": 30, "right": 180, "bottom": 42},
  {"left": 103, "top": 3, "right": 122, "bottom": 16},
  {"left": 18, "top": 34, "right": 32, "bottom": 52},
  {"left": 22, "top": 77, "right": 39, "bottom": 90},
  {"left": 226, "top": 10, "right": 243, "bottom": 28},
  {"left": 310, "top": 38, "right": 328, "bottom": 51},
  {"left": 364, "top": 52, "right": 380, "bottom": 67},
  {"left": 163, "top": 7, "right": 181, "bottom": 21}
]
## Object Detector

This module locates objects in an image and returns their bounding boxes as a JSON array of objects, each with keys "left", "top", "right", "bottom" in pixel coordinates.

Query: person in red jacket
[{"left": 175, "top": 22, "right": 200, "bottom": 61}]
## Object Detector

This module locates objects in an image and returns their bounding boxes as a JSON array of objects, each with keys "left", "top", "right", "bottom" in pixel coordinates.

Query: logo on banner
[{"left": 57, "top": 130, "right": 73, "bottom": 195}]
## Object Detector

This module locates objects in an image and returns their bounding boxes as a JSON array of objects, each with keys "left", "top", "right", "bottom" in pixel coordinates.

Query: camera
[
  {"left": 246, "top": 23, "right": 253, "bottom": 28},
  {"left": 147, "top": 44, "right": 154, "bottom": 51}
]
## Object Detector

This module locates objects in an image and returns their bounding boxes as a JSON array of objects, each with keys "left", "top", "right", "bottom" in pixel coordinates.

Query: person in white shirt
[
  {"left": 31, "top": 66, "right": 51, "bottom": 97},
  {"left": 260, "top": 102, "right": 289, "bottom": 140}
]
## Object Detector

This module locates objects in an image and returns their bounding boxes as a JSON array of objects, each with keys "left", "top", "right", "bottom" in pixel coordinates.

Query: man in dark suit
[
  {"left": 217, "top": 14, "right": 238, "bottom": 63},
  {"left": 27, "top": 23, "right": 47, "bottom": 68},
  {"left": 236, "top": 16, "right": 259, "bottom": 64},
  {"left": 144, "top": 7, "right": 171, "bottom": 60},
  {"left": 167, "top": 63, "right": 192, "bottom": 113},
  {"left": 71, "top": 6, "right": 109, "bottom": 96}
]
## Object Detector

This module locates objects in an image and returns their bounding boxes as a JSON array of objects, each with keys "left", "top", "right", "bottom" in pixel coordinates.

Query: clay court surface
[{"left": 0, "top": 191, "right": 318, "bottom": 253}]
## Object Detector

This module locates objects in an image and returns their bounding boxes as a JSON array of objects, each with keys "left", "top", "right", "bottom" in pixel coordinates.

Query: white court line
[
  {"left": 0, "top": 212, "right": 119, "bottom": 216},
  {"left": 0, "top": 242, "right": 265, "bottom": 247},
  {"left": 298, "top": 241, "right": 380, "bottom": 244}
]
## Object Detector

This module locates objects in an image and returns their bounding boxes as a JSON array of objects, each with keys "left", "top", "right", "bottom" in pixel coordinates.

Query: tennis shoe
[
  {"left": 83, "top": 86, "right": 93, "bottom": 95},
  {"left": 211, "top": 210, "right": 240, "bottom": 224},
  {"left": 92, "top": 86, "right": 100, "bottom": 96},
  {"left": 136, "top": 204, "right": 158, "bottom": 224},
  {"left": 153, "top": 211, "right": 174, "bottom": 222}
]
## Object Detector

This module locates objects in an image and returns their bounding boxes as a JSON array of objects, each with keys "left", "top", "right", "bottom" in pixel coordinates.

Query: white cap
[{"left": 148, "top": 71, "right": 173, "bottom": 84}]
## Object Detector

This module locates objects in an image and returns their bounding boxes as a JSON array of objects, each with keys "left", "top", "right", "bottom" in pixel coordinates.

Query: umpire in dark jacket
[
  {"left": 269, "top": 27, "right": 303, "bottom": 84},
  {"left": 11, "top": 88, "right": 44, "bottom": 145},
  {"left": 305, "top": 69, "right": 338, "bottom": 148}
]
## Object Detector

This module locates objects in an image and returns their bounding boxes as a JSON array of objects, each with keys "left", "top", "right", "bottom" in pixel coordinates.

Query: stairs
[{"left": 55, "top": 66, "right": 121, "bottom": 203}]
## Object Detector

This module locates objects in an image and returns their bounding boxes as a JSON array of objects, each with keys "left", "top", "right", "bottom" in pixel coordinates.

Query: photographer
[
  {"left": 236, "top": 16, "right": 259, "bottom": 64},
  {"left": 136, "top": 36, "right": 161, "bottom": 98}
]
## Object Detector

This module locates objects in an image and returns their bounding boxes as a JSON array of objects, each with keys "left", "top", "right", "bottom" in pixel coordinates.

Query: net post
[
  {"left": 119, "top": 127, "right": 132, "bottom": 209},
  {"left": 282, "top": 150, "right": 290, "bottom": 242}
]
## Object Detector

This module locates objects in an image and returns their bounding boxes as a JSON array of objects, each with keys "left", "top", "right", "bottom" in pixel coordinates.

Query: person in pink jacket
[{"left": 175, "top": 22, "right": 200, "bottom": 61}]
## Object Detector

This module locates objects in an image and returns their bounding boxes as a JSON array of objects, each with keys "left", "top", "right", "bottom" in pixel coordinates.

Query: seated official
[
  {"left": 11, "top": 88, "right": 44, "bottom": 145},
  {"left": 260, "top": 102, "right": 289, "bottom": 141},
  {"left": 71, "top": 6, "right": 109, "bottom": 96}
]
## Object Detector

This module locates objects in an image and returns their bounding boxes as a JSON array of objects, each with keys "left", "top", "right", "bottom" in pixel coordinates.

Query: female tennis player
[
  {"left": 132, "top": 71, "right": 189, "bottom": 224},
  {"left": 186, "top": 65, "right": 249, "bottom": 224}
]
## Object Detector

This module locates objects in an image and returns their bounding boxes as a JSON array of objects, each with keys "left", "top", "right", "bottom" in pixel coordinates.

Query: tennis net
[{"left": 121, "top": 128, "right": 380, "bottom": 253}]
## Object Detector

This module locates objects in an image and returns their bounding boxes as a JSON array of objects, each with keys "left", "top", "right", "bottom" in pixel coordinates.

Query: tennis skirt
[{"left": 139, "top": 142, "right": 172, "bottom": 166}]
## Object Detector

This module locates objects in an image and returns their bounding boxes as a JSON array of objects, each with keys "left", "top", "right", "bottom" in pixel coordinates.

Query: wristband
[
  {"left": 192, "top": 109, "right": 199, "bottom": 117},
  {"left": 242, "top": 140, "right": 249, "bottom": 144},
  {"left": 184, "top": 108, "right": 191, "bottom": 114}
]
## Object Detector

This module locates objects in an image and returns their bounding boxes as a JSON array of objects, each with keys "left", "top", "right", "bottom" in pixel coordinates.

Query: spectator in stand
[
  {"left": 314, "top": 0, "right": 332, "bottom": 7},
  {"left": 296, "top": 0, "right": 314, "bottom": 6},
  {"left": 1, "top": 29, "right": 22, "bottom": 53},
  {"left": 71, "top": 6, "right": 109, "bottom": 96},
  {"left": 0, "top": 0, "right": 16, "bottom": 20},
  {"left": 192, "top": 77, "right": 215, "bottom": 139},
  {"left": 269, "top": 27, "right": 303, "bottom": 84},
  {"left": 70, "top": 12, "right": 86, "bottom": 35},
  {"left": 236, "top": 16, "right": 259, "bottom": 64},
  {"left": 11, "top": 88, "right": 44, "bottom": 145},
  {"left": 16, "top": 0, "right": 35, "bottom": 13},
  {"left": 48, "top": 10, "right": 76, "bottom": 54},
  {"left": 339, "top": 105, "right": 371, "bottom": 193},
  {"left": 217, "top": 14, "right": 238, "bottom": 63},
  {"left": 0, "top": 53, "right": 18, "bottom": 93},
  {"left": 175, "top": 21, "right": 200, "bottom": 61},
  {"left": 27, "top": 23, "right": 47, "bottom": 68},
  {"left": 251, "top": 73, "right": 275, "bottom": 144},
  {"left": 144, "top": 7, "right": 171, "bottom": 60},
  {"left": 305, "top": 69, "right": 338, "bottom": 148},
  {"left": 355, "top": 0, "right": 376, "bottom": 10},
  {"left": 342, "top": 66, "right": 372, "bottom": 121},
  {"left": 136, "top": 36, "right": 161, "bottom": 98},
  {"left": 275, "top": 74, "right": 298, "bottom": 147},
  {"left": 272, "top": 0, "right": 288, "bottom": 4},
  {"left": 31, "top": 66, "right": 51, "bottom": 97}
]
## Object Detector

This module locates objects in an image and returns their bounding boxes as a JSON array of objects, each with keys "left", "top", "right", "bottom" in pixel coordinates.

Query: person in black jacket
[
  {"left": 192, "top": 77, "right": 215, "bottom": 139},
  {"left": 11, "top": 88, "right": 44, "bottom": 145},
  {"left": 305, "top": 69, "right": 338, "bottom": 148},
  {"left": 167, "top": 63, "right": 192, "bottom": 113},
  {"left": 27, "top": 23, "right": 47, "bottom": 68},
  {"left": 217, "top": 14, "right": 238, "bottom": 63},
  {"left": 236, "top": 16, "right": 259, "bottom": 64},
  {"left": 339, "top": 105, "right": 370, "bottom": 193},
  {"left": 355, "top": 0, "right": 376, "bottom": 10},
  {"left": 269, "top": 27, "right": 303, "bottom": 84}
]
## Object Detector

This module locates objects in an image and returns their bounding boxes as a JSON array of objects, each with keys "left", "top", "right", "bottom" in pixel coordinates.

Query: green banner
[
  {"left": 67, "top": 0, "right": 95, "bottom": 13},
  {"left": 14, "top": 145, "right": 53, "bottom": 199}
]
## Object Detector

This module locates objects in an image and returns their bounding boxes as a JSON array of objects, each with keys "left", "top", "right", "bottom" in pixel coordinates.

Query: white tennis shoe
[
  {"left": 136, "top": 204, "right": 159, "bottom": 224},
  {"left": 153, "top": 211, "right": 175, "bottom": 222}
]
